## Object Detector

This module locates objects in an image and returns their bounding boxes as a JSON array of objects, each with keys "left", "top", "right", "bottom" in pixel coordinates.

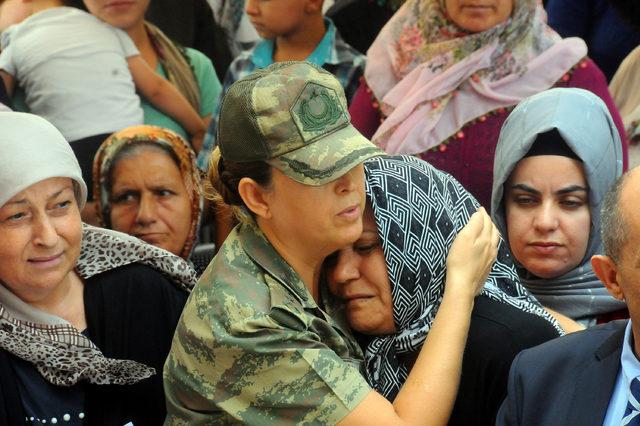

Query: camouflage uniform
[{"left": 163, "top": 220, "right": 371, "bottom": 424}]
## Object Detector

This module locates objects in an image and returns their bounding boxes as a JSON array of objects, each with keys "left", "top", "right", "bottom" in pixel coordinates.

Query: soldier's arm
[{"left": 338, "top": 289, "right": 475, "bottom": 426}]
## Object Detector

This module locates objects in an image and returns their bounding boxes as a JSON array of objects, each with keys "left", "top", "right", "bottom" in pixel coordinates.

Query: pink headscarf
[{"left": 365, "top": 0, "right": 587, "bottom": 154}]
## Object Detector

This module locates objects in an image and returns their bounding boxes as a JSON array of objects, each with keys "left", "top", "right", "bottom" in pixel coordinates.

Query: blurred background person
[
  {"left": 93, "top": 126, "right": 218, "bottom": 276},
  {"left": 546, "top": 0, "right": 640, "bottom": 82},
  {"left": 0, "top": 0, "right": 206, "bottom": 204},
  {"left": 196, "top": 0, "right": 365, "bottom": 169},
  {"left": 65, "top": 0, "right": 221, "bottom": 146},
  {"left": 349, "top": 0, "right": 626, "bottom": 209}
]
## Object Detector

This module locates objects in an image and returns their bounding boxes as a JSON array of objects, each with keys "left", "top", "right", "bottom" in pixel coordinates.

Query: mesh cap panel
[{"left": 218, "top": 73, "right": 268, "bottom": 162}]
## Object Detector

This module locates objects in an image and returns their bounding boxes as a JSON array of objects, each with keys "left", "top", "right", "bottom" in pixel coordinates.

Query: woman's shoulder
[
  {"left": 182, "top": 46, "right": 220, "bottom": 114},
  {"left": 560, "top": 58, "right": 607, "bottom": 91},
  {"left": 190, "top": 229, "right": 318, "bottom": 333},
  {"left": 187, "top": 232, "right": 273, "bottom": 321},
  {"left": 468, "top": 296, "right": 561, "bottom": 353},
  {"left": 85, "top": 262, "right": 188, "bottom": 303}
]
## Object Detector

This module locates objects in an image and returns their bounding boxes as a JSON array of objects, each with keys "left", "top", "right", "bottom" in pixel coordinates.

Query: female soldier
[{"left": 164, "top": 61, "right": 500, "bottom": 424}]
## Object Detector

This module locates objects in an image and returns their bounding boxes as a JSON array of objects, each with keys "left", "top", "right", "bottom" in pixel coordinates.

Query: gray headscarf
[
  {"left": 491, "top": 88, "right": 625, "bottom": 324},
  {"left": 0, "top": 112, "right": 196, "bottom": 386}
]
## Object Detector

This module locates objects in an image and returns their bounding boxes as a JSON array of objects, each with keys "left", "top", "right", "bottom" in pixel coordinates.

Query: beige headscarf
[
  {"left": 610, "top": 45, "right": 640, "bottom": 141},
  {"left": 146, "top": 22, "right": 201, "bottom": 111}
]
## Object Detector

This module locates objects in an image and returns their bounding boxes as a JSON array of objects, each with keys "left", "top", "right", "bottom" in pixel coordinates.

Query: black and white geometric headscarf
[{"left": 363, "top": 155, "right": 562, "bottom": 400}]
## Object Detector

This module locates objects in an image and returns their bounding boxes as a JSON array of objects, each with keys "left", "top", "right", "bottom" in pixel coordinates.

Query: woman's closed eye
[{"left": 354, "top": 241, "right": 380, "bottom": 255}]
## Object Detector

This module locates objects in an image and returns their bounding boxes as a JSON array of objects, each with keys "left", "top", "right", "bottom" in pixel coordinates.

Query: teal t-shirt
[{"left": 141, "top": 47, "right": 221, "bottom": 139}]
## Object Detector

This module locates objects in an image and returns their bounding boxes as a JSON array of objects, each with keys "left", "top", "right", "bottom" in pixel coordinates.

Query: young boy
[
  {"left": 0, "top": 0, "right": 206, "bottom": 197},
  {"left": 196, "top": 0, "right": 365, "bottom": 170}
]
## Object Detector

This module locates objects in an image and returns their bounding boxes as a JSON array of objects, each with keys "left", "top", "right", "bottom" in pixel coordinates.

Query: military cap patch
[{"left": 291, "top": 82, "right": 349, "bottom": 143}]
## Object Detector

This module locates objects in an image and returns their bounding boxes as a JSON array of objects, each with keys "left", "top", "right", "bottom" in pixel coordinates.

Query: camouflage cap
[{"left": 217, "top": 61, "right": 384, "bottom": 185}]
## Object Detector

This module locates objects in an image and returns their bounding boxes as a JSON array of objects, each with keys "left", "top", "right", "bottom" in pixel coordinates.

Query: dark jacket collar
[{"left": 570, "top": 320, "right": 627, "bottom": 425}]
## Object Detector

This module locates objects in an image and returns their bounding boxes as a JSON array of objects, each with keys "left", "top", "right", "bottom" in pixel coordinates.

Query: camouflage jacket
[{"left": 164, "top": 220, "right": 371, "bottom": 425}]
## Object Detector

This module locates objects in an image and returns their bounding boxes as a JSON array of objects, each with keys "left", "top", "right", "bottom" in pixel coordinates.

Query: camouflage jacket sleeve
[{"left": 164, "top": 227, "right": 371, "bottom": 425}]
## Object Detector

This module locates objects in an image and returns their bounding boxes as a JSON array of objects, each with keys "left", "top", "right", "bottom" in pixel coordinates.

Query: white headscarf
[
  {"left": 0, "top": 112, "right": 87, "bottom": 208},
  {"left": 0, "top": 112, "right": 196, "bottom": 386}
]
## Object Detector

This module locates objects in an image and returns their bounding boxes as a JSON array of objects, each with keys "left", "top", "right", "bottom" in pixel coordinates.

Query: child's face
[
  {"left": 0, "top": 0, "right": 31, "bottom": 32},
  {"left": 245, "top": 0, "right": 310, "bottom": 40}
]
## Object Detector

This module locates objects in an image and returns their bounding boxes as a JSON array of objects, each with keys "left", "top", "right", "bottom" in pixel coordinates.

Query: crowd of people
[{"left": 0, "top": 0, "right": 639, "bottom": 424}]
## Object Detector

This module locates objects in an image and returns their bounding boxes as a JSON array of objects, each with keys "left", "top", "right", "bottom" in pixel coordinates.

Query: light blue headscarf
[{"left": 491, "top": 88, "right": 625, "bottom": 324}]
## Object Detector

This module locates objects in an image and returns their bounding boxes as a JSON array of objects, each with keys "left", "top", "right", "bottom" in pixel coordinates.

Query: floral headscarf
[
  {"left": 93, "top": 125, "right": 203, "bottom": 260},
  {"left": 365, "top": 0, "right": 587, "bottom": 154}
]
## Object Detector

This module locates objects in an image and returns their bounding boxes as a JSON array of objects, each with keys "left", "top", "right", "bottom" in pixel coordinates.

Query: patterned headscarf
[
  {"left": 364, "top": 0, "right": 587, "bottom": 154},
  {"left": 0, "top": 225, "right": 196, "bottom": 387},
  {"left": 0, "top": 113, "right": 196, "bottom": 386},
  {"left": 361, "top": 155, "right": 561, "bottom": 400},
  {"left": 93, "top": 125, "right": 203, "bottom": 260}
]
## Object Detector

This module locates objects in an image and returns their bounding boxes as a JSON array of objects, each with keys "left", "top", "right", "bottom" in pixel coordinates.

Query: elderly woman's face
[
  {"left": 327, "top": 208, "right": 395, "bottom": 335},
  {"left": 82, "top": 0, "right": 149, "bottom": 30},
  {"left": 109, "top": 146, "right": 192, "bottom": 257},
  {"left": 505, "top": 155, "right": 591, "bottom": 279},
  {"left": 444, "top": 0, "right": 514, "bottom": 33},
  {"left": 0, "top": 178, "right": 82, "bottom": 302}
]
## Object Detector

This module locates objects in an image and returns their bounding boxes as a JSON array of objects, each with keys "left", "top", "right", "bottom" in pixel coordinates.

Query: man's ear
[
  {"left": 237, "top": 177, "right": 272, "bottom": 220},
  {"left": 592, "top": 255, "right": 624, "bottom": 301}
]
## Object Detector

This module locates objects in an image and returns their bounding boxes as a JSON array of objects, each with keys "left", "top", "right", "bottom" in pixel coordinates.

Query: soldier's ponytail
[{"left": 204, "top": 147, "right": 273, "bottom": 221}]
